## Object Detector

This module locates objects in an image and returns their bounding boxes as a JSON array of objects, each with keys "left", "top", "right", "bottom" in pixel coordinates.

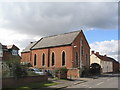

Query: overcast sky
[{"left": 0, "top": 1, "right": 119, "bottom": 61}]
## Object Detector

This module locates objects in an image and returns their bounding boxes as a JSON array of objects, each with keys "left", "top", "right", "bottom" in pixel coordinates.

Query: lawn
[{"left": 2, "top": 81, "right": 58, "bottom": 90}]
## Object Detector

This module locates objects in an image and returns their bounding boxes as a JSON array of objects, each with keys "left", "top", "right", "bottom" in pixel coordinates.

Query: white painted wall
[
  {"left": 90, "top": 54, "right": 113, "bottom": 73},
  {"left": 101, "top": 61, "right": 113, "bottom": 73},
  {"left": 90, "top": 54, "right": 101, "bottom": 65}
]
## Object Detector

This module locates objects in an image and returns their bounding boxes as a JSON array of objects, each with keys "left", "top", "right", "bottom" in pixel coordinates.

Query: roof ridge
[{"left": 42, "top": 30, "right": 82, "bottom": 39}]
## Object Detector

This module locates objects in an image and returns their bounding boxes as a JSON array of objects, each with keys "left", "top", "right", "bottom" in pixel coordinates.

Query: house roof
[
  {"left": 107, "top": 57, "right": 119, "bottom": 63},
  {"left": 95, "top": 53, "right": 118, "bottom": 63},
  {"left": 7, "top": 45, "right": 19, "bottom": 50},
  {"left": 2, "top": 45, "right": 7, "bottom": 50},
  {"left": 32, "top": 30, "right": 81, "bottom": 49},
  {"left": 22, "top": 41, "right": 37, "bottom": 52}
]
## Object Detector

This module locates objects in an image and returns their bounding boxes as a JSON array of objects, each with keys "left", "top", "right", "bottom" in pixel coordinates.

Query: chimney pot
[
  {"left": 104, "top": 55, "right": 107, "bottom": 57},
  {"left": 96, "top": 52, "right": 99, "bottom": 55},
  {"left": 30, "top": 42, "right": 33, "bottom": 44},
  {"left": 91, "top": 51, "right": 94, "bottom": 54}
]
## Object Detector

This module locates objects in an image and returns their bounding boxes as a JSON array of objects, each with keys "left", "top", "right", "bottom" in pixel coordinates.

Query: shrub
[
  {"left": 89, "top": 63, "right": 101, "bottom": 75},
  {"left": 59, "top": 67, "right": 68, "bottom": 73},
  {"left": 54, "top": 67, "right": 68, "bottom": 79},
  {"left": 12, "top": 63, "right": 27, "bottom": 79},
  {"left": 3, "top": 60, "right": 27, "bottom": 79},
  {"left": 81, "top": 66, "right": 90, "bottom": 77}
]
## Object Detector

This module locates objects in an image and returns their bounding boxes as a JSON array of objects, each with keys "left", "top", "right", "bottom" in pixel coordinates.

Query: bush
[
  {"left": 59, "top": 67, "right": 68, "bottom": 73},
  {"left": 81, "top": 66, "right": 90, "bottom": 77},
  {"left": 12, "top": 63, "right": 27, "bottom": 79},
  {"left": 54, "top": 67, "right": 68, "bottom": 79},
  {"left": 3, "top": 60, "right": 27, "bottom": 79},
  {"left": 89, "top": 63, "right": 101, "bottom": 75}
]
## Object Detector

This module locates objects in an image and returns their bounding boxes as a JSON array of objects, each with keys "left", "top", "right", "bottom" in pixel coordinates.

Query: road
[{"left": 62, "top": 74, "right": 119, "bottom": 89}]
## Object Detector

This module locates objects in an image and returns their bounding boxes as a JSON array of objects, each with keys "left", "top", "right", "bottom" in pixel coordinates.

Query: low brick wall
[
  {"left": 67, "top": 68, "right": 80, "bottom": 78},
  {"left": 2, "top": 75, "right": 48, "bottom": 87}
]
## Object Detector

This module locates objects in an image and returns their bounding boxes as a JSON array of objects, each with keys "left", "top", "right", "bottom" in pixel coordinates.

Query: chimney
[
  {"left": 96, "top": 52, "right": 99, "bottom": 55},
  {"left": 30, "top": 42, "right": 33, "bottom": 44},
  {"left": 91, "top": 51, "right": 95, "bottom": 54},
  {"left": 104, "top": 55, "right": 107, "bottom": 57}
]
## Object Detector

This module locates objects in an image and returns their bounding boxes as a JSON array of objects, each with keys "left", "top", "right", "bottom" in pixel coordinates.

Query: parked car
[{"left": 28, "top": 68, "right": 45, "bottom": 75}]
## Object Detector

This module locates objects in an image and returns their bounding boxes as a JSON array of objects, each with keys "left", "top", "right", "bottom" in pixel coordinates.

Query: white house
[{"left": 90, "top": 51, "right": 113, "bottom": 73}]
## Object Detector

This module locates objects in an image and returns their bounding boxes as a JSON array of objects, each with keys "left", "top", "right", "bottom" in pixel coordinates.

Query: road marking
[
  {"left": 89, "top": 87, "right": 92, "bottom": 88},
  {"left": 107, "top": 78, "right": 113, "bottom": 81},
  {"left": 96, "top": 82, "right": 104, "bottom": 85},
  {"left": 82, "top": 84, "right": 88, "bottom": 87}
]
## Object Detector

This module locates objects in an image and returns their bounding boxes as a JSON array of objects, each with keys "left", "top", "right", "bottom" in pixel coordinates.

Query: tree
[
  {"left": 89, "top": 63, "right": 101, "bottom": 75},
  {"left": 2, "top": 56, "right": 27, "bottom": 79}
]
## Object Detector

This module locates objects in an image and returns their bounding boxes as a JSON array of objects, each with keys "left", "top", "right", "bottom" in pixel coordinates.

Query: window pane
[
  {"left": 75, "top": 52, "right": 78, "bottom": 67},
  {"left": 52, "top": 52, "right": 55, "bottom": 66},
  {"left": 34, "top": 54, "right": 37, "bottom": 66},
  {"left": 42, "top": 53, "right": 45, "bottom": 66},
  {"left": 62, "top": 51, "right": 65, "bottom": 66}
]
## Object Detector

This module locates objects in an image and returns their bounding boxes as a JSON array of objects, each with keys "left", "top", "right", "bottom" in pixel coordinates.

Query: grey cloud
[{"left": 0, "top": 2, "right": 118, "bottom": 36}]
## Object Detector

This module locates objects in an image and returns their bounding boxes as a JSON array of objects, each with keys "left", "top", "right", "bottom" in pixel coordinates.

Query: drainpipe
[{"left": 80, "top": 38, "right": 83, "bottom": 77}]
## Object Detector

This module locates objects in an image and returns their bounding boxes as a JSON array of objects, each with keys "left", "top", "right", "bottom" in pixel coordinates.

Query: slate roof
[
  {"left": 22, "top": 41, "right": 37, "bottom": 52},
  {"left": 32, "top": 30, "right": 81, "bottom": 49},
  {"left": 7, "top": 45, "right": 19, "bottom": 50},
  {"left": 95, "top": 54, "right": 118, "bottom": 63}
]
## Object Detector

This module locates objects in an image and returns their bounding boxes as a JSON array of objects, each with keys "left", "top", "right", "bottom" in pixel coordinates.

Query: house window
[
  {"left": 52, "top": 52, "right": 55, "bottom": 66},
  {"left": 42, "top": 53, "right": 45, "bottom": 66},
  {"left": 75, "top": 52, "right": 78, "bottom": 67},
  {"left": 12, "top": 50, "right": 18, "bottom": 55},
  {"left": 62, "top": 51, "right": 66, "bottom": 66},
  {"left": 34, "top": 54, "right": 37, "bottom": 66}
]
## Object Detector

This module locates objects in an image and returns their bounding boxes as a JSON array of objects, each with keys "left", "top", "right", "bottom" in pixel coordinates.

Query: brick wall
[
  {"left": 21, "top": 52, "right": 31, "bottom": 63},
  {"left": 67, "top": 68, "right": 80, "bottom": 78},
  {"left": 31, "top": 46, "right": 72, "bottom": 69},
  {"left": 2, "top": 51, "right": 11, "bottom": 61},
  {"left": 72, "top": 31, "right": 90, "bottom": 68},
  {"left": 2, "top": 75, "right": 48, "bottom": 88},
  {"left": 21, "top": 31, "right": 90, "bottom": 77},
  {"left": 113, "top": 62, "right": 119, "bottom": 72}
]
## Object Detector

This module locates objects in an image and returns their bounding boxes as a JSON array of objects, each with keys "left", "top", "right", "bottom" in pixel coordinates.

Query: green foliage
[
  {"left": 3, "top": 59, "right": 27, "bottom": 79},
  {"left": 53, "top": 67, "right": 68, "bottom": 79},
  {"left": 12, "top": 63, "right": 28, "bottom": 79},
  {"left": 21, "top": 62, "right": 32, "bottom": 67},
  {"left": 2, "top": 81, "right": 58, "bottom": 90},
  {"left": 89, "top": 63, "right": 101, "bottom": 75},
  {"left": 54, "top": 67, "right": 68, "bottom": 75},
  {"left": 81, "top": 66, "right": 90, "bottom": 77},
  {"left": 59, "top": 67, "right": 68, "bottom": 73}
]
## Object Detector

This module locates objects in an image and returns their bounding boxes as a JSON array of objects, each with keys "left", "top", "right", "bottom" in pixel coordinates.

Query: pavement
[
  {"left": 63, "top": 73, "right": 119, "bottom": 89},
  {"left": 34, "top": 73, "right": 119, "bottom": 90},
  {"left": 45, "top": 77, "right": 93, "bottom": 89}
]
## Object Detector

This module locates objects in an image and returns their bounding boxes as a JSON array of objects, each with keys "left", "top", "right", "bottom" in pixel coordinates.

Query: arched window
[
  {"left": 81, "top": 46, "right": 84, "bottom": 55},
  {"left": 42, "top": 53, "right": 45, "bottom": 66},
  {"left": 62, "top": 51, "right": 66, "bottom": 66},
  {"left": 34, "top": 54, "right": 37, "bottom": 66},
  {"left": 86, "top": 54, "right": 88, "bottom": 65},
  {"left": 75, "top": 52, "right": 78, "bottom": 67},
  {"left": 52, "top": 52, "right": 55, "bottom": 66}
]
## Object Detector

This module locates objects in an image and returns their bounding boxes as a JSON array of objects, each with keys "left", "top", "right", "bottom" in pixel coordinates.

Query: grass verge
[{"left": 2, "top": 81, "right": 58, "bottom": 90}]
